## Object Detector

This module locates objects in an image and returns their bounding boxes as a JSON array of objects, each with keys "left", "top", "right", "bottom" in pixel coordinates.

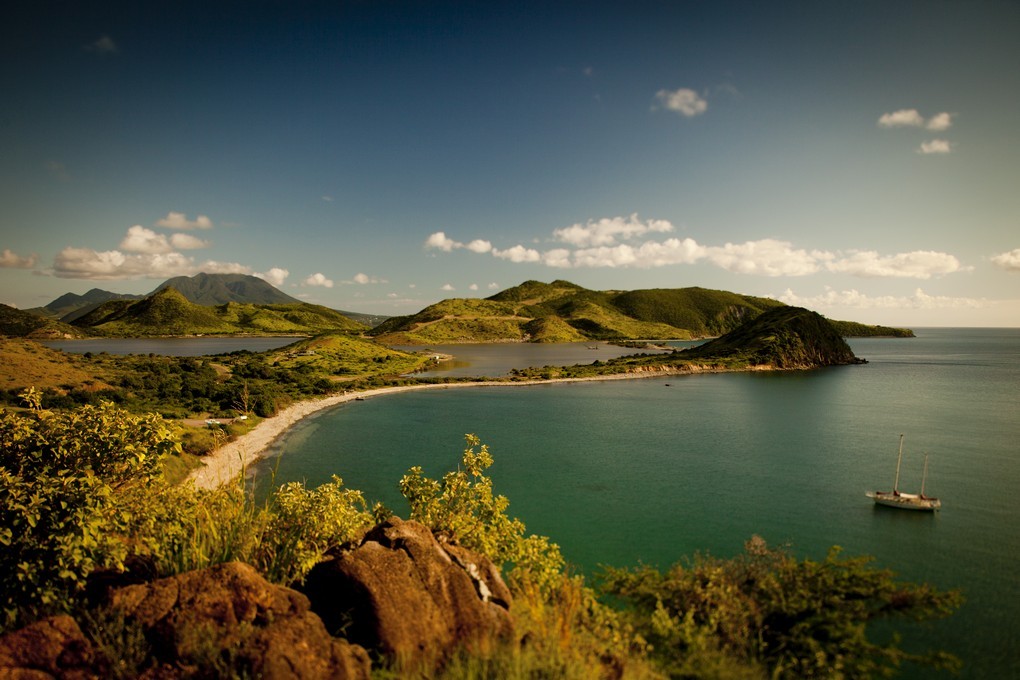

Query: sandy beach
[{"left": 186, "top": 372, "right": 674, "bottom": 489}]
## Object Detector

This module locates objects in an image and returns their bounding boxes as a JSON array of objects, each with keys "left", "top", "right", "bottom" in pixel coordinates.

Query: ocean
[{"left": 254, "top": 328, "right": 1020, "bottom": 678}]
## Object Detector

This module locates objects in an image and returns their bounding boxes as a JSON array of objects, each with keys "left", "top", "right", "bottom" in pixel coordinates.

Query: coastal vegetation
[
  {"left": 0, "top": 297, "right": 954, "bottom": 676},
  {"left": 0, "top": 396, "right": 962, "bottom": 677}
]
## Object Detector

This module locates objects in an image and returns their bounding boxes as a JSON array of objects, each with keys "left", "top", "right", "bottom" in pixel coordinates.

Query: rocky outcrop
[
  {"left": 0, "top": 519, "right": 514, "bottom": 677},
  {"left": 0, "top": 562, "right": 371, "bottom": 679},
  {"left": 302, "top": 517, "right": 514, "bottom": 666},
  {"left": 0, "top": 615, "right": 95, "bottom": 679}
]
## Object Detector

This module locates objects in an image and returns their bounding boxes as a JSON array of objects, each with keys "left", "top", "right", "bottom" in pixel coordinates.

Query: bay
[
  {"left": 255, "top": 328, "right": 1020, "bottom": 678},
  {"left": 41, "top": 336, "right": 302, "bottom": 356}
]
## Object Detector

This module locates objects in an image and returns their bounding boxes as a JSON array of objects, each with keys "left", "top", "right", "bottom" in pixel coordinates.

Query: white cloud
[
  {"left": 156, "top": 211, "right": 213, "bottom": 230},
  {"left": 350, "top": 272, "right": 388, "bottom": 284},
  {"left": 572, "top": 238, "right": 706, "bottom": 269},
  {"left": 425, "top": 231, "right": 459, "bottom": 252},
  {"left": 469, "top": 283, "right": 479, "bottom": 291},
  {"left": 304, "top": 272, "right": 334, "bottom": 288},
  {"left": 553, "top": 214, "right": 674, "bottom": 247},
  {"left": 654, "top": 88, "right": 708, "bottom": 117},
  {"left": 0, "top": 249, "right": 39, "bottom": 269},
  {"left": 53, "top": 247, "right": 202, "bottom": 280},
  {"left": 827, "top": 250, "right": 964, "bottom": 278},
  {"left": 927, "top": 112, "right": 953, "bottom": 131},
  {"left": 255, "top": 267, "right": 289, "bottom": 286},
  {"left": 706, "top": 239, "right": 823, "bottom": 276},
  {"left": 441, "top": 283, "right": 455, "bottom": 291},
  {"left": 918, "top": 139, "right": 952, "bottom": 154},
  {"left": 487, "top": 282, "right": 500, "bottom": 290},
  {"left": 200, "top": 260, "right": 250, "bottom": 275},
  {"left": 493, "top": 245, "right": 542, "bottom": 263},
  {"left": 777, "top": 287, "right": 986, "bottom": 311},
  {"left": 321, "top": 195, "right": 334, "bottom": 202},
  {"left": 991, "top": 249, "right": 1020, "bottom": 272},
  {"left": 878, "top": 109, "right": 925, "bottom": 127},
  {"left": 170, "top": 233, "right": 210, "bottom": 250},
  {"left": 85, "top": 35, "right": 118, "bottom": 54},
  {"left": 466, "top": 239, "right": 493, "bottom": 253},
  {"left": 120, "top": 226, "right": 171, "bottom": 254}
]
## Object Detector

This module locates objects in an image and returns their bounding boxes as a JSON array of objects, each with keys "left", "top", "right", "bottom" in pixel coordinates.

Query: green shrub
[{"left": 0, "top": 396, "right": 180, "bottom": 630}]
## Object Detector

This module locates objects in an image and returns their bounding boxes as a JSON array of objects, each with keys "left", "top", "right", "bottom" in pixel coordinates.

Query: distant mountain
[
  {"left": 152, "top": 273, "right": 301, "bottom": 305},
  {"left": 26, "top": 288, "right": 144, "bottom": 323},
  {"left": 370, "top": 280, "right": 789, "bottom": 343},
  {"left": 0, "top": 304, "right": 86, "bottom": 339},
  {"left": 72, "top": 287, "right": 367, "bottom": 337}
]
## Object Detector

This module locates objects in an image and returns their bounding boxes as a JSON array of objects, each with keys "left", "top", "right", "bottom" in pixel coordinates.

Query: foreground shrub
[
  {"left": 602, "top": 536, "right": 963, "bottom": 679},
  {"left": 0, "top": 394, "right": 180, "bottom": 630}
]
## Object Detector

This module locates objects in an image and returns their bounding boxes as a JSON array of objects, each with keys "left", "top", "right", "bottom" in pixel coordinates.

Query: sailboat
[{"left": 866, "top": 434, "right": 941, "bottom": 511}]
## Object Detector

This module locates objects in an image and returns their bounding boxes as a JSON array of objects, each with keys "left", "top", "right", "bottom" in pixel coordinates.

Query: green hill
[
  {"left": 681, "top": 306, "right": 863, "bottom": 368},
  {"left": 373, "top": 280, "right": 796, "bottom": 344},
  {"left": 71, "top": 288, "right": 367, "bottom": 337},
  {"left": 0, "top": 304, "right": 87, "bottom": 339}
]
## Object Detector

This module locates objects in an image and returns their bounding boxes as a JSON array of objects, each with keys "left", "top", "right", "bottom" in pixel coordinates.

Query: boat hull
[{"left": 866, "top": 491, "right": 941, "bottom": 511}]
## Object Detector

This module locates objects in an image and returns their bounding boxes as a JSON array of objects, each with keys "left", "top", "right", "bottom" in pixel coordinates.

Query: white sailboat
[{"left": 866, "top": 434, "right": 941, "bottom": 511}]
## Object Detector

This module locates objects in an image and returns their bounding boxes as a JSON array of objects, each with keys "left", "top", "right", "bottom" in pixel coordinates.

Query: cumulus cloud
[
  {"left": 654, "top": 88, "right": 708, "bottom": 117},
  {"left": 991, "top": 248, "right": 1020, "bottom": 272},
  {"left": 926, "top": 112, "right": 953, "bottom": 131},
  {"left": 466, "top": 239, "right": 493, "bottom": 253},
  {"left": 918, "top": 139, "right": 952, "bottom": 154},
  {"left": 170, "top": 233, "right": 210, "bottom": 250},
  {"left": 878, "top": 109, "right": 925, "bottom": 127},
  {"left": 255, "top": 267, "right": 289, "bottom": 286},
  {"left": 303, "top": 273, "right": 334, "bottom": 288},
  {"left": 441, "top": 283, "right": 455, "bottom": 291},
  {"left": 0, "top": 249, "right": 39, "bottom": 269},
  {"left": 705, "top": 240, "right": 824, "bottom": 276},
  {"left": 554, "top": 214, "right": 674, "bottom": 247},
  {"left": 120, "top": 226, "right": 172, "bottom": 254},
  {"left": 493, "top": 245, "right": 542, "bottom": 263},
  {"left": 426, "top": 217, "right": 969, "bottom": 282},
  {"left": 468, "top": 283, "right": 479, "bottom": 291},
  {"left": 350, "top": 272, "right": 388, "bottom": 284},
  {"left": 827, "top": 250, "right": 964, "bottom": 278},
  {"left": 487, "top": 282, "right": 500, "bottom": 290},
  {"left": 156, "top": 211, "right": 213, "bottom": 230},
  {"left": 52, "top": 247, "right": 241, "bottom": 280},
  {"left": 777, "top": 287, "right": 986, "bottom": 311},
  {"left": 425, "top": 232, "right": 459, "bottom": 252}
]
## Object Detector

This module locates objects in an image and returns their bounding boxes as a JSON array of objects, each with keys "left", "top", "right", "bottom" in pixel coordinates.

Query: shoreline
[{"left": 187, "top": 371, "right": 682, "bottom": 489}]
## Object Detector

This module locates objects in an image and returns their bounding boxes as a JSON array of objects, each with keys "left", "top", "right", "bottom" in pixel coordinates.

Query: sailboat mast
[
  {"left": 893, "top": 434, "right": 904, "bottom": 492},
  {"left": 921, "top": 453, "right": 930, "bottom": 496}
]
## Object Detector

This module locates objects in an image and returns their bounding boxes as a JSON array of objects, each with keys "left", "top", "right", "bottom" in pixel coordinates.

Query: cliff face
[{"left": 681, "top": 306, "right": 864, "bottom": 368}]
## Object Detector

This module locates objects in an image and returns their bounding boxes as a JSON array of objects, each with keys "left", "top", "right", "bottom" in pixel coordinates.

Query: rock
[
  {"left": 108, "top": 561, "right": 370, "bottom": 679},
  {"left": 301, "top": 517, "right": 514, "bottom": 667},
  {"left": 0, "top": 615, "right": 95, "bottom": 679}
]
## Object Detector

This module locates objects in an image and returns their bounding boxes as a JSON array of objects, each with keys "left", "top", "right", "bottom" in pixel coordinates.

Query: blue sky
[{"left": 2, "top": 1, "right": 1018, "bottom": 326}]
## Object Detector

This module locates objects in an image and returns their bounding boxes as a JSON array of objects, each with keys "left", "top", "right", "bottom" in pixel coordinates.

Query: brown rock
[
  {"left": 110, "top": 562, "right": 370, "bottom": 679},
  {"left": 301, "top": 517, "right": 514, "bottom": 667},
  {"left": 0, "top": 615, "right": 95, "bottom": 679}
]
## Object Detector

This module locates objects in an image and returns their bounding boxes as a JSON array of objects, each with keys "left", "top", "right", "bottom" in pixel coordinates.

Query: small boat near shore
[{"left": 866, "top": 434, "right": 941, "bottom": 511}]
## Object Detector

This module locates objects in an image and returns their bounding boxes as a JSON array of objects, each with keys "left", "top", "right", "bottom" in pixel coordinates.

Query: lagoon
[
  {"left": 255, "top": 329, "right": 1020, "bottom": 678},
  {"left": 41, "top": 336, "right": 302, "bottom": 356}
]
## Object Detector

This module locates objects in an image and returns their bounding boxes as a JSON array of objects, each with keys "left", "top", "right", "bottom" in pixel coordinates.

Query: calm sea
[{"left": 255, "top": 328, "right": 1020, "bottom": 678}]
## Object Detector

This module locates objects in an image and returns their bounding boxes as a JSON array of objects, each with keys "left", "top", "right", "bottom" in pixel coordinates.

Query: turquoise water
[{"left": 255, "top": 328, "right": 1020, "bottom": 678}]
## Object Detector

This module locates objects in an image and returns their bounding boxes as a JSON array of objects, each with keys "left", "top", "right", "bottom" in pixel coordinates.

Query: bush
[{"left": 0, "top": 395, "right": 180, "bottom": 630}]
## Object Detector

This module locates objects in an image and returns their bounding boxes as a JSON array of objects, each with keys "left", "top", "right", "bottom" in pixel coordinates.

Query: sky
[{"left": 2, "top": 1, "right": 1019, "bottom": 327}]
